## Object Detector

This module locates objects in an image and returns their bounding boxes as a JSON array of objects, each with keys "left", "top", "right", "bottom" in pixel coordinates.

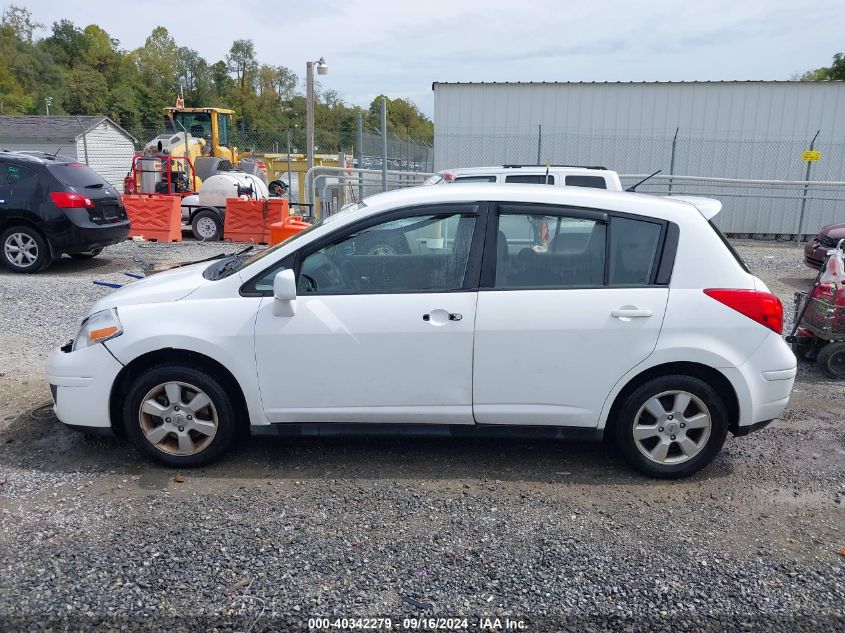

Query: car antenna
[
  {"left": 52, "top": 145, "right": 63, "bottom": 160},
  {"left": 544, "top": 160, "right": 551, "bottom": 185},
  {"left": 626, "top": 169, "right": 662, "bottom": 192}
]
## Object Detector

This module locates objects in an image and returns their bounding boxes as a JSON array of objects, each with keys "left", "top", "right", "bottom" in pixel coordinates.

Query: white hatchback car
[{"left": 46, "top": 184, "right": 796, "bottom": 478}]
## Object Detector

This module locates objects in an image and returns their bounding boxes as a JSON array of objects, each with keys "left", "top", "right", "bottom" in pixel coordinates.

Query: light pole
[
  {"left": 45, "top": 96, "right": 53, "bottom": 116},
  {"left": 305, "top": 57, "right": 328, "bottom": 173}
]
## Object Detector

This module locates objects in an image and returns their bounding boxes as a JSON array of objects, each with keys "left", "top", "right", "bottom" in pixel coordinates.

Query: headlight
[{"left": 72, "top": 308, "right": 123, "bottom": 351}]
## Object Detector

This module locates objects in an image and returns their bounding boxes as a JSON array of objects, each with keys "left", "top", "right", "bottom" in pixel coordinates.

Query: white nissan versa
[{"left": 46, "top": 184, "right": 796, "bottom": 478}]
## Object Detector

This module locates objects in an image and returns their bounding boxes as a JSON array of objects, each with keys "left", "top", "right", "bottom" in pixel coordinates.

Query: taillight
[
  {"left": 50, "top": 192, "right": 94, "bottom": 208},
  {"left": 704, "top": 289, "right": 783, "bottom": 334}
]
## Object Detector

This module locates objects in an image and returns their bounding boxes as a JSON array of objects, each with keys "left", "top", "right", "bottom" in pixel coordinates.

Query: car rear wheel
[
  {"left": 123, "top": 365, "right": 237, "bottom": 467},
  {"left": 1, "top": 225, "right": 51, "bottom": 273},
  {"left": 613, "top": 375, "right": 728, "bottom": 478},
  {"left": 817, "top": 342, "right": 845, "bottom": 378},
  {"left": 191, "top": 210, "right": 222, "bottom": 241}
]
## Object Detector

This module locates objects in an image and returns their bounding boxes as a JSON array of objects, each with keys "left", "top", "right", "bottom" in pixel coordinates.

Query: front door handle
[
  {"left": 423, "top": 310, "right": 462, "bottom": 324},
  {"left": 611, "top": 307, "right": 653, "bottom": 320}
]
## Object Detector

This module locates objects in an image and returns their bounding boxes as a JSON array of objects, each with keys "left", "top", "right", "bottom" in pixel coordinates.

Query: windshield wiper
[
  {"left": 211, "top": 245, "right": 255, "bottom": 279},
  {"left": 84, "top": 183, "right": 105, "bottom": 189}
]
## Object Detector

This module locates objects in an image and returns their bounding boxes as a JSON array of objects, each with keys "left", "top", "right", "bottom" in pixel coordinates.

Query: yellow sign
[{"left": 802, "top": 150, "right": 821, "bottom": 162}]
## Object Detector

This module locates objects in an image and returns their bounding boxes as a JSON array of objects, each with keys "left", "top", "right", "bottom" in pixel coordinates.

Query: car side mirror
[{"left": 273, "top": 269, "right": 296, "bottom": 316}]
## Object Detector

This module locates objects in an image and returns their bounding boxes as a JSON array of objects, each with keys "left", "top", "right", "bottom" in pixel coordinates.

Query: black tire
[
  {"left": 191, "top": 209, "right": 223, "bottom": 241},
  {"left": 612, "top": 375, "right": 729, "bottom": 479},
  {"left": 817, "top": 342, "right": 845, "bottom": 378},
  {"left": 1, "top": 225, "right": 52, "bottom": 273},
  {"left": 69, "top": 248, "right": 103, "bottom": 260},
  {"left": 123, "top": 364, "right": 237, "bottom": 467}
]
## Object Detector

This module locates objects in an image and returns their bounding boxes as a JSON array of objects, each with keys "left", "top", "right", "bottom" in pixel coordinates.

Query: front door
[
  {"left": 473, "top": 205, "right": 670, "bottom": 427},
  {"left": 253, "top": 204, "right": 485, "bottom": 424}
]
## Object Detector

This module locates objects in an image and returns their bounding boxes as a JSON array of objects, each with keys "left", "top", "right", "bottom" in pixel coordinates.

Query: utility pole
[{"left": 305, "top": 57, "right": 328, "bottom": 174}]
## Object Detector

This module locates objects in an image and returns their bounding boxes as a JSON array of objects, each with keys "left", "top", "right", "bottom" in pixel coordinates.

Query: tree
[
  {"left": 62, "top": 68, "right": 108, "bottom": 114},
  {"left": 226, "top": 39, "right": 257, "bottom": 92},
  {"left": 801, "top": 52, "right": 845, "bottom": 81},
  {"left": 1, "top": 5, "right": 42, "bottom": 44},
  {"left": 42, "top": 19, "right": 86, "bottom": 68}
]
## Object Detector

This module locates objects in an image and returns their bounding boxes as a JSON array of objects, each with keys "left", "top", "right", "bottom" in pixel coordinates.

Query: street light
[
  {"left": 45, "top": 96, "right": 53, "bottom": 116},
  {"left": 305, "top": 57, "right": 328, "bottom": 173}
]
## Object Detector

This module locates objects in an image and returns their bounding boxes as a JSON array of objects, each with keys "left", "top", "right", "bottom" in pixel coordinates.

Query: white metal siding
[
  {"left": 434, "top": 82, "right": 845, "bottom": 138},
  {"left": 433, "top": 82, "right": 845, "bottom": 234},
  {"left": 75, "top": 123, "right": 134, "bottom": 192}
]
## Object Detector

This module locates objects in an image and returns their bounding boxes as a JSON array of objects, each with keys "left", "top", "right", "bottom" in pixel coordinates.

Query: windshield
[
  {"left": 173, "top": 112, "right": 212, "bottom": 138},
  {"left": 47, "top": 163, "right": 110, "bottom": 189},
  {"left": 202, "top": 219, "right": 324, "bottom": 280}
]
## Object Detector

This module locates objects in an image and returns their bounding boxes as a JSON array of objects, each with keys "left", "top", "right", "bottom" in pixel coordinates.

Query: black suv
[{"left": 0, "top": 152, "right": 130, "bottom": 273}]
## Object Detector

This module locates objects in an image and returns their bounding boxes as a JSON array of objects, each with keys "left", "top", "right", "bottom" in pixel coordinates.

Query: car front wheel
[
  {"left": 613, "top": 375, "right": 729, "bottom": 478},
  {"left": 123, "top": 365, "right": 237, "bottom": 467}
]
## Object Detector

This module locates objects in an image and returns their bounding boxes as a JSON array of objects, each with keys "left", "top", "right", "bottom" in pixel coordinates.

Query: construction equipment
[{"left": 144, "top": 101, "right": 268, "bottom": 185}]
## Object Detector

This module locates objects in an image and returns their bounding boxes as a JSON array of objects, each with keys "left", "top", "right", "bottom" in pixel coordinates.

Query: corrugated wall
[{"left": 433, "top": 82, "right": 845, "bottom": 235}]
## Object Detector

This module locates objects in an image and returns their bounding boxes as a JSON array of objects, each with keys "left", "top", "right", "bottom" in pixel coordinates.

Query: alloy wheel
[
  {"left": 138, "top": 381, "right": 218, "bottom": 456},
  {"left": 4, "top": 232, "right": 39, "bottom": 268},
  {"left": 632, "top": 390, "right": 712, "bottom": 465}
]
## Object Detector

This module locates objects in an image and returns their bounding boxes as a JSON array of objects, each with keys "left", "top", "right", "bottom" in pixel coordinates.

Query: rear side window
[
  {"left": 495, "top": 209, "right": 606, "bottom": 288},
  {"left": 454, "top": 175, "right": 496, "bottom": 183},
  {"left": 565, "top": 175, "right": 607, "bottom": 189},
  {"left": 608, "top": 217, "right": 662, "bottom": 285},
  {"left": 0, "top": 166, "right": 8, "bottom": 186},
  {"left": 6, "top": 163, "right": 38, "bottom": 188},
  {"left": 47, "top": 163, "right": 109, "bottom": 189},
  {"left": 504, "top": 174, "right": 555, "bottom": 185}
]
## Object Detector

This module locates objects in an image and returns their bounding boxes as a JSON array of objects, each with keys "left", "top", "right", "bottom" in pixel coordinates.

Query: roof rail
[{"left": 501, "top": 164, "right": 608, "bottom": 170}]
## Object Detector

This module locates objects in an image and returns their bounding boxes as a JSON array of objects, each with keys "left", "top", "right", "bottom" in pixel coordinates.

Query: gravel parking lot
[{"left": 0, "top": 239, "right": 842, "bottom": 631}]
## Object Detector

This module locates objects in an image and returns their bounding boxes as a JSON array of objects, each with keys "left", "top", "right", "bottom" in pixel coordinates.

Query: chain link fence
[{"left": 435, "top": 128, "right": 845, "bottom": 238}]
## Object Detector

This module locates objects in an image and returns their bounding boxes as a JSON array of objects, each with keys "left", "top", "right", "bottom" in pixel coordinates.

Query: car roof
[
  {"left": 338, "top": 183, "right": 708, "bottom": 226},
  {"left": 447, "top": 165, "right": 610, "bottom": 175}
]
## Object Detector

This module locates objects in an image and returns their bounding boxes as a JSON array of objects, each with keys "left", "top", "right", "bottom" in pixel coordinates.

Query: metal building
[
  {"left": 433, "top": 81, "right": 845, "bottom": 235},
  {"left": 0, "top": 116, "right": 138, "bottom": 191}
]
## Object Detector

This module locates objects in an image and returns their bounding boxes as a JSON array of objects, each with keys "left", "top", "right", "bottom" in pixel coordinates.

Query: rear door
[
  {"left": 473, "top": 203, "right": 673, "bottom": 427},
  {"left": 0, "top": 166, "right": 11, "bottom": 212}
]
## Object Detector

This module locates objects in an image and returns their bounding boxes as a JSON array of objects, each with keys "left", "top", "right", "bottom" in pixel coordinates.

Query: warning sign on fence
[{"left": 802, "top": 150, "right": 821, "bottom": 162}]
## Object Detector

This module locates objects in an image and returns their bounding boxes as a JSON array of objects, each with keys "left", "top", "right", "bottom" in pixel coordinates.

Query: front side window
[
  {"left": 495, "top": 208, "right": 606, "bottom": 288},
  {"left": 299, "top": 209, "right": 477, "bottom": 294},
  {"left": 607, "top": 217, "right": 662, "bottom": 285}
]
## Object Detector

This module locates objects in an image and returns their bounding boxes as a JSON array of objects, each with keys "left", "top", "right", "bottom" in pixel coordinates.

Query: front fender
[{"left": 105, "top": 298, "right": 269, "bottom": 426}]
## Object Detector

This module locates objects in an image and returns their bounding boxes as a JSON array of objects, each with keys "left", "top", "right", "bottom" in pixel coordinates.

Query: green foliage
[
  {"left": 801, "top": 52, "right": 845, "bottom": 81},
  {"left": 0, "top": 4, "right": 434, "bottom": 148}
]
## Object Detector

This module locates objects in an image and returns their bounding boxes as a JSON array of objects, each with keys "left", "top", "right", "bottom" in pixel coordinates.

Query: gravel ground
[{"left": 0, "top": 238, "right": 843, "bottom": 632}]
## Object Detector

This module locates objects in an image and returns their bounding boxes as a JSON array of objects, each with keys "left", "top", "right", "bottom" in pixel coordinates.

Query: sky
[{"left": 22, "top": 0, "right": 845, "bottom": 119}]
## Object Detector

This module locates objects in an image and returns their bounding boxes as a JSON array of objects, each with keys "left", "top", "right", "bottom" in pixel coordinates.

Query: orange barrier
[
  {"left": 224, "top": 198, "right": 292, "bottom": 243},
  {"left": 123, "top": 195, "right": 181, "bottom": 242},
  {"left": 270, "top": 215, "right": 311, "bottom": 245}
]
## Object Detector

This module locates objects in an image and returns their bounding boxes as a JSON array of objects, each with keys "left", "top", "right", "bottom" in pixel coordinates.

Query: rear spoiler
[{"left": 668, "top": 196, "right": 722, "bottom": 220}]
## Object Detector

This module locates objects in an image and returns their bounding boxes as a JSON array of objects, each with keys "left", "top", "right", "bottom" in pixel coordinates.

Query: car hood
[{"left": 88, "top": 261, "right": 209, "bottom": 313}]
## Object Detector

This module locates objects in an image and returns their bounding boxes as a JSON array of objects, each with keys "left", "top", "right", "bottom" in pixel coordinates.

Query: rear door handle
[{"left": 611, "top": 308, "right": 653, "bottom": 319}]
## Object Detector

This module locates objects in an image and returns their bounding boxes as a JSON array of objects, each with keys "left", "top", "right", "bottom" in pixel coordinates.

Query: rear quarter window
[
  {"left": 47, "top": 164, "right": 109, "bottom": 188},
  {"left": 565, "top": 175, "right": 607, "bottom": 189}
]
